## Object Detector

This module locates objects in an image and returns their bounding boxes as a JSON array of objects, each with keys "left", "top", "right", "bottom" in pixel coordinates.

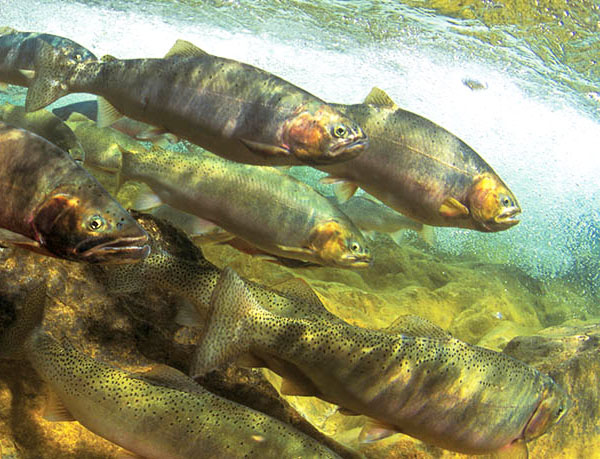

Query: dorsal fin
[
  {"left": 271, "top": 278, "right": 327, "bottom": 314},
  {"left": 164, "top": 39, "right": 208, "bottom": 58},
  {"left": 363, "top": 87, "right": 397, "bottom": 108},
  {"left": 0, "top": 26, "right": 17, "bottom": 36},
  {"left": 100, "top": 54, "right": 117, "bottom": 62}
]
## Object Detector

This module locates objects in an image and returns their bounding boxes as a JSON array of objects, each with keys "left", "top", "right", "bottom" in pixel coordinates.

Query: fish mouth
[
  {"left": 343, "top": 255, "right": 373, "bottom": 269},
  {"left": 494, "top": 206, "right": 521, "bottom": 227},
  {"left": 328, "top": 137, "right": 369, "bottom": 160},
  {"left": 75, "top": 235, "right": 151, "bottom": 264}
]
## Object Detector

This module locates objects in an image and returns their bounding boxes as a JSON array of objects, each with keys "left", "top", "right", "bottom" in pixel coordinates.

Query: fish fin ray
[
  {"left": 132, "top": 190, "right": 163, "bottom": 211},
  {"left": 320, "top": 177, "right": 358, "bottom": 203},
  {"left": 417, "top": 224, "right": 436, "bottom": 245},
  {"left": 100, "top": 54, "right": 117, "bottom": 62},
  {"left": 18, "top": 69, "right": 35, "bottom": 80},
  {"left": 174, "top": 299, "right": 203, "bottom": 328},
  {"left": 43, "top": 390, "right": 76, "bottom": 422},
  {"left": 165, "top": 39, "right": 209, "bottom": 58},
  {"left": 358, "top": 419, "right": 399, "bottom": 443},
  {"left": 240, "top": 138, "right": 291, "bottom": 158},
  {"left": 363, "top": 87, "right": 397, "bottom": 108},
  {"left": 191, "top": 267, "right": 263, "bottom": 378},
  {"left": 439, "top": 197, "right": 469, "bottom": 217},
  {"left": 97, "top": 96, "right": 123, "bottom": 128},
  {"left": 272, "top": 278, "right": 327, "bottom": 314}
]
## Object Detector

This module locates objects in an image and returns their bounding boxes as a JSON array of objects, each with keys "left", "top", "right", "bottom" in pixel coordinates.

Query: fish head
[
  {"left": 308, "top": 219, "right": 372, "bottom": 268},
  {"left": 283, "top": 103, "right": 368, "bottom": 165},
  {"left": 468, "top": 173, "right": 521, "bottom": 232},
  {"left": 31, "top": 184, "right": 150, "bottom": 264},
  {"left": 523, "top": 380, "right": 570, "bottom": 441}
]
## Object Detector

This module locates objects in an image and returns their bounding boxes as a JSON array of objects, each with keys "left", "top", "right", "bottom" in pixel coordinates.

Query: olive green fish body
[
  {"left": 0, "top": 103, "right": 85, "bottom": 161},
  {"left": 27, "top": 40, "right": 368, "bottom": 165},
  {"left": 319, "top": 92, "right": 520, "bottom": 232},
  {"left": 0, "top": 28, "right": 95, "bottom": 87},
  {"left": 0, "top": 122, "right": 149, "bottom": 263},
  {"left": 112, "top": 145, "right": 370, "bottom": 268},
  {"left": 197, "top": 269, "right": 569, "bottom": 455},
  {"left": 23, "top": 329, "right": 339, "bottom": 459}
]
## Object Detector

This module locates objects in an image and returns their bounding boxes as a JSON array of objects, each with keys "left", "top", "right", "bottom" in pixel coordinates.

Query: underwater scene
[{"left": 0, "top": 0, "right": 598, "bottom": 457}]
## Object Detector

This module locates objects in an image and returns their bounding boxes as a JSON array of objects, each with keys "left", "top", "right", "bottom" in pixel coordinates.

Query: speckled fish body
[
  {"left": 26, "top": 39, "right": 368, "bottom": 166},
  {"left": 318, "top": 89, "right": 521, "bottom": 232},
  {"left": 72, "top": 119, "right": 371, "bottom": 268},
  {"left": 22, "top": 329, "right": 340, "bottom": 459},
  {"left": 195, "top": 268, "right": 570, "bottom": 455},
  {"left": 0, "top": 122, "right": 149, "bottom": 263},
  {"left": 0, "top": 103, "right": 85, "bottom": 162},
  {"left": 0, "top": 27, "right": 96, "bottom": 87}
]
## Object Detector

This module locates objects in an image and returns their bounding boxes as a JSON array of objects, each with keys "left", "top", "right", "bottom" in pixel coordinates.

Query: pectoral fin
[
  {"left": 97, "top": 96, "right": 124, "bottom": 128},
  {"left": 319, "top": 176, "right": 358, "bottom": 203},
  {"left": 491, "top": 440, "right": 529, "bottom": 459},
  {"left": 439, "top": 197, "right": 470, "bottom": 218},
  {"left": 132, "top": 190, "right": 164, "bottom": 211},
  {"left": 358, "top": 419, "right": 399, "bottom": 443},
  {"left": 240, "top": 139, "right": 291, "bottom": 158},
  {"left": 43, "top": 390, "right": 76, "bottom": 422}
]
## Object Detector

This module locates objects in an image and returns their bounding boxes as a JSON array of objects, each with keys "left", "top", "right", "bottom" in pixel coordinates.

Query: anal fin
[{"left": 43, "top": 390, "right": 76, "bottom": 422}]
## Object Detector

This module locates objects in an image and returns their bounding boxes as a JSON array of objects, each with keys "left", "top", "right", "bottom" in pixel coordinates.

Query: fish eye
[
  {"left": 87, "top": 215, "right": 106, "bottom": 231},
  {"left": 333, "top": 125, "right": 348, "bottom": 138},
  {"left": 350, "top": 242, "right": 361, "bottom": 252},
  {"left": 500, "top": 194, "right": 513, "bottom": 207}
]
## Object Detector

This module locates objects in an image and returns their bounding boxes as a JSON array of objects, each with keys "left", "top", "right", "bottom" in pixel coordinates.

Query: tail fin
[
  {"left": 0, "top": 283, "right": 47, "bottom": 359},
  {"left": 25, "top": 40, "right": 74, "bottom": 112},
  {"left": 190, "top": 267, "right": 262, "bottom": 378}
]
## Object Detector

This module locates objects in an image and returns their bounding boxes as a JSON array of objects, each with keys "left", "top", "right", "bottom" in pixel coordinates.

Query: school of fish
[{"left": 0, "top": 25, "right": 569, "bottom": 459}]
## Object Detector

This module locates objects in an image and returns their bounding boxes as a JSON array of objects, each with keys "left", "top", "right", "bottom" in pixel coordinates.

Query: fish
[
  {"left": 194, "top": 267, "right": 570, "bottom": 456},
  {"left": 318, "top": 87, "right": 521, "bottom": 232},
  {"left": 1, "top": 285, "right": 341, "bottom": 459},
  {"left": 52, "top": 99, "right": 178, "bottom": 147},
  {"left": 332, "top": 195, "right": 435, "bottom": 245},
  {"left": 0, "top": 102, "right": 85, "bottom": 162},
  {"left": 0, "top": 121, "right": 150, "bottom": 263},
  {"left": 25, "top": 38, "right": 368, "bottom": 166},
  {"left": 0, "top": 26, "right": 96, "bottom": 88},
  {"left": 67, "top": 114, "right": 371, "bottom": 268}
]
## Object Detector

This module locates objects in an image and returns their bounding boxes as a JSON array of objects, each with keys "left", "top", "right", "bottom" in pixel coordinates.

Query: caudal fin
[
  {"left": 25, "top": 40, "right": 74, "bottom": 112},
  {"left": 190, "top": 267, "right": 263, "bottom": 378},
  {"left": 0, "top": 283, "right": 47, "bottom": 359}
]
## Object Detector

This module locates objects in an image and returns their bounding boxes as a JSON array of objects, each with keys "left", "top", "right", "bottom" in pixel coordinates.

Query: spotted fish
[
  {"left": 25, "top": 39, "right": 368, "bottom": 166},
  {"left": 319, "top": 88, "right": 521, "bottom": 232},
  {"left": 0, "top": 26, "right": 96, "bottom": 88},
  {"left": 194, "top": 267, "right": 570, "bottom": 456},
  {"left": 0, "top": 285, "right": 341, "bottom": 459},
  {"left": 0, "top": 122, "right": 149, "bottom": 263}
]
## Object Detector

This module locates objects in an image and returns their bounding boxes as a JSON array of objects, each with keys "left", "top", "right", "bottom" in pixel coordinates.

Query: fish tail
[
  {"left": 25, "top": 40, "right": 74, "bottom": 112},
  {"left": 190, "top": 267, "right": 264, "bottom": 378},
  {"left": 0, "top": 283, "right": 47, "bottom": 360}
]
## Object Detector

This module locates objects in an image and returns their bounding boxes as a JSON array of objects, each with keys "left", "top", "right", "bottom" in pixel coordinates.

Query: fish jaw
[
  {"left": 283, "top": 103, "right": 368, "bottom": 165},
  {"left": 468, "top": 173, "right": 522, "bottom": 232},
  {"left": 74, "top": 234, "right": 151, "bottom": 264}
]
